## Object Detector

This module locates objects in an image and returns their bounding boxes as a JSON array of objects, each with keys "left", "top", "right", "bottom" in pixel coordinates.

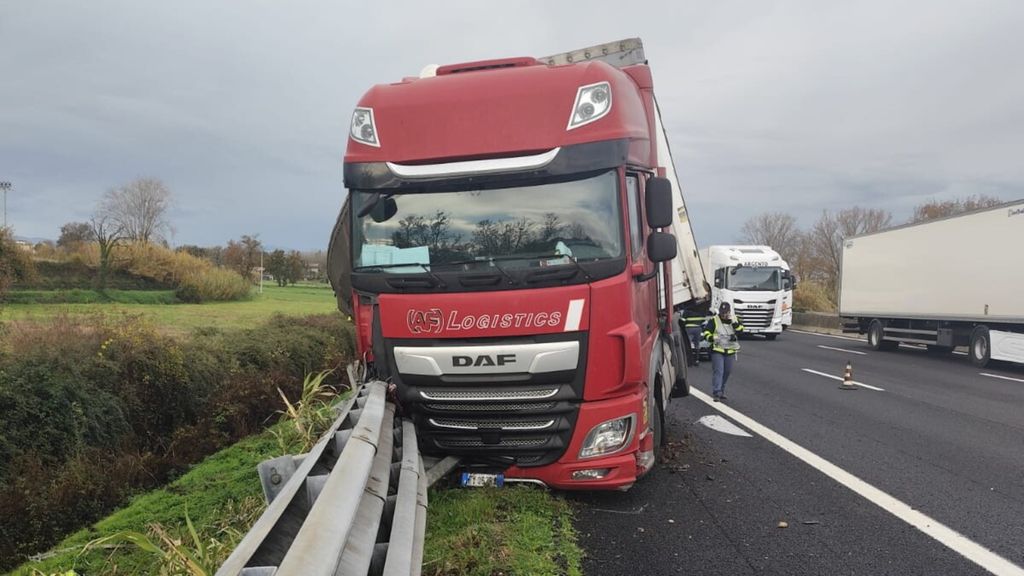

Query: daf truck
[
  {"left": 700, "top": 245, "right": 794, "bottom": 340},
  {"left": 327, "top": 39, "right": 708, "bottom": 490},
  {"left": 840, "top": 200, "right": 1024, "bottom": 368}
]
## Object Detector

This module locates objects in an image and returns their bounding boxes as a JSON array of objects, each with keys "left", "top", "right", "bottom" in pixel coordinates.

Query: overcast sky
[{"left": 2, "top": 1, "right": 1023, "bottom": 249}]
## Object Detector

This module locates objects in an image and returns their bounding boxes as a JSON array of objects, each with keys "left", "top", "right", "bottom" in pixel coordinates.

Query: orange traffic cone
[{"left": 839, "top": 360, "right": 858, "bottom": 390}]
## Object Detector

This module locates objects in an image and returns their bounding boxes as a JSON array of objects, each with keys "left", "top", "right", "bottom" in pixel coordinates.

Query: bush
[
  {"left": 0, "top": 228, "right": 37, "bottom": 298},
  {"left": 0, "top": 313, "right": 354, "bottom": 570},
  {"left": 793, "top": 280, "right": 836, "bottom": 313},
  {"left": 176, "top": 267, "right": 252, "bottom": 303}
]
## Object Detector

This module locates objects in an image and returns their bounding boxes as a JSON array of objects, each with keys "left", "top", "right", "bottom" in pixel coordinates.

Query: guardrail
[{"left": 217, "top": 365, "right": 460, "bottom": 576}]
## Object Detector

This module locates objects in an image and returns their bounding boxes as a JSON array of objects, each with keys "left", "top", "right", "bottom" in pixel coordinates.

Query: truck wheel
[
  {"left": 970, "top": 326, "right": 991, "bottom": 368},
  {"left": 654, "top": 387, "right": 666, "bottom": 452},
  {"left": 868, "top": 319, "right": 897, "bottom": 351},
  {"left": 765, "top": 333, "right": 778, "bottom": 341}
]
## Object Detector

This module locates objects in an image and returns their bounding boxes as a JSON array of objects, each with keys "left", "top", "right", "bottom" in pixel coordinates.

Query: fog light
[
  {"left": 572, "top": 468, "right": 611, "bottom": 480},
  {"left": 579, "top": 414, "right": 634, "bottom": 459}
]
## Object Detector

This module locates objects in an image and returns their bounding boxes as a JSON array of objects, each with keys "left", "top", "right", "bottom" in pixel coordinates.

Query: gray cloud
[{"left": 2, "top": 0, "right": 1022, "bottom": 249}]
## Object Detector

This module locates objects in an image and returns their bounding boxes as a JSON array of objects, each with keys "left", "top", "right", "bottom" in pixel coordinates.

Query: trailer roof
[{"left": 847, "top": 198, "right": 1024, "bottom": 241}]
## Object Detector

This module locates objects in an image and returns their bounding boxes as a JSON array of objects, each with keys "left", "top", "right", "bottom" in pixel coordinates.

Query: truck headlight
[
  {"left": 579, "top": 414, "right": 634, "bottom": 459},
  {"left": 567, "top": 82, "right": 612, "bottom": 130},
  {"left": 350, "top": 106, "right": 380, "bottom": 147}
]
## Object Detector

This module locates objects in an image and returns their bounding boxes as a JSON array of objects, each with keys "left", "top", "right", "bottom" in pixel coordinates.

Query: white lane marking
[
  {"left": 688, "top": 387, "right": 1024, "bottom": 576},
  {"left": 980, "top": 372, "right": 1024, "bottom": 384},
  {"left": 790, "top": 329, "right": 864, "bottom": 342},
  {"left": 564, "top": 299, "right": 584, "bottom": 331},
  {"left": 802, "top": 368, "right": 886, "bottom": 392},
  {"left": 697, "top": 414, "right": 752, "bottom": 437},
  {"left": 817, "top": 344, "right": 868, "bottom": 356}
]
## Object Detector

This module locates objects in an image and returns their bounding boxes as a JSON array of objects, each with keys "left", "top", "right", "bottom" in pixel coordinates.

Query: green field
[{"left": 0, "top": 283, "right": 339, "bottom": 332}]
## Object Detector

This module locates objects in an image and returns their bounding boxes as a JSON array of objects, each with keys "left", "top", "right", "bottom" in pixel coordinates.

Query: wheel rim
[
  {"left": 974, "top": 336, "right": 987, "bottom": 360},
  {"left": 869, "top": 327, "right": 879, "bottom": 346}
]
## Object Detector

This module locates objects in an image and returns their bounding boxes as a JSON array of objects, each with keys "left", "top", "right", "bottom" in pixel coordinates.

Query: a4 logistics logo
[{"left": 406, "top": 299, "right": 585, "bottom": 334}]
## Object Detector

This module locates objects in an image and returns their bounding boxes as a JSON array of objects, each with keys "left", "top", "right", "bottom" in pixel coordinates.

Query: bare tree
[
  {"left": 101, "top": 178, "right": 173, "bottom": 244},
  {"left": 910, "top": 194, "right": 1004, "bottom": 223},
  {"left": 808, "top": 207, "right": 892, "bottom": 295},
  {"left": 738, "top": 212, "right": 803, "bottom": 259},
  {"left": 89, "top": 213, "right": 124, "bottom": 291}
]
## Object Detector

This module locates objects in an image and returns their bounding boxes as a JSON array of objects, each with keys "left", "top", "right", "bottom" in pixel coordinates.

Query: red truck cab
[{"left": 329, "top": 39, "right": 702, "bottom": 490}]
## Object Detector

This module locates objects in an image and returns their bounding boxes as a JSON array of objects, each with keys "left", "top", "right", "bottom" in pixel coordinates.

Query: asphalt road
[{"left": 573, "top": 329, "right": 1024, "bottom": 576}]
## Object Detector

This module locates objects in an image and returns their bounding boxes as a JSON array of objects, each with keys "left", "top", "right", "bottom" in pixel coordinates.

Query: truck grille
[
  {"left": 429, "top": 417, "right": 556, "bottom": 431},
  {"left": 737, "top": 308, "right": 774, "bottom": 330},
  {"left": 387, "top": 334, "right": 586, "bottom": 467}
]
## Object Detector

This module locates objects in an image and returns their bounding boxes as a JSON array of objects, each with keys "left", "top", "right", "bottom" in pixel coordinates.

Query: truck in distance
[
  {"left": 327, "top": 38, "right": 708, "bottom": 490},
  {"left": 839, "top": 200, "right": 1024, "bottom": 368},
  {"left": 701, "top": 245, "right": 794, "bottom": 340}
]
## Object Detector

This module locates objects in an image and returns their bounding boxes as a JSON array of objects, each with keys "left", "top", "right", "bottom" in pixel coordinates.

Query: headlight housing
[
  {"left": 567, "top": 82, "right": 612, "bottom": 130},
  {"left": 350, "top": 107, "right": 380, "bottom": 147},
  {"left": 579, "top": 414, "right": 634, "bottom": 459}
]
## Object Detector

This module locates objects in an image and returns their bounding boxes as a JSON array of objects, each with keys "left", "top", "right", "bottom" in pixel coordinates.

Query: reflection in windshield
[
  {"left": 352, "top": 171, "right": 622, "bottom": 271},
  {"left": 726, "top": 266, "right": 783, "bottom": 291}
]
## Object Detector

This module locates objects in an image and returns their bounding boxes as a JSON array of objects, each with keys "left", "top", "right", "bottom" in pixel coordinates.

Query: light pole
[{"left": 0, "top": 181, "right": 10, "bottom": 229}]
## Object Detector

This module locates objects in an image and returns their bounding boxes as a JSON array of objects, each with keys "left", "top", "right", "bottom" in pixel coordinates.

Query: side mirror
[
  {"left": 647, "top": 231, "right": 677, "bottom": 263},
  {"left": 370, "top": 197, "right": 398, "bottom": 223},
  {"left": 644, "top": 177, "right": 673, "bottom": 229}
]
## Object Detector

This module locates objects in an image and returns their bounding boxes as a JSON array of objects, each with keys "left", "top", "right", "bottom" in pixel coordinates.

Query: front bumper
[{"left": 503, "top": 390, "right": 645, "bottom": 490}]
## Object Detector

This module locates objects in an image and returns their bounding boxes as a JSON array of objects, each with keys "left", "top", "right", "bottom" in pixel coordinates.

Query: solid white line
[
  {"left": 790, "top": 329, "right": 864, "bottom": 342},
  {"left": 688, "top": 388, "right": 1024, "bottom": 576},
  {"left": 817, "top": 344, "right": 868, "bottom": 356},
  {"left": 980, "top": 372, "right": 1024, "bottom": 384},
  {"left": 802, "top": 368, "right": 886, "bottom": 391}
]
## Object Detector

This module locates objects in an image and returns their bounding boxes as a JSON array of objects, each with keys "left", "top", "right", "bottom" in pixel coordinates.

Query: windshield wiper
[
  {"left": 435, "top": 256, "right": 522, "bottom": 286},
  {"left": 498, "top": 253, "right": 593, "bottom": 283},
  {"left": 353, "top": 262, "right": 447, "bottom": 288}
]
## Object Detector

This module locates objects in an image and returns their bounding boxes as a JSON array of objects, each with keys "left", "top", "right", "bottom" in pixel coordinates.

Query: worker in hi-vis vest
[
  {"left": 702, "top": 302, "right": 745, "bottom": 402},
  {"left": 681, "top": 310, "right": 709, "bottom": 366}
]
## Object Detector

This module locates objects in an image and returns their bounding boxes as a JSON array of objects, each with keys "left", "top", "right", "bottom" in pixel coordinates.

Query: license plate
[{"left": 460, "top": 472, "right": 505, "bottom": 488}]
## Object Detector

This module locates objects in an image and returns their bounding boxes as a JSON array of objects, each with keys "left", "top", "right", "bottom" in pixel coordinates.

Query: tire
[
  {"left": 653, "top": 387, "right": 666, "bottom": 453},
  {"left": 765, "top": 333, "right": 778, "bottom": 341},
  {"left": 970, "top": 326, "right": 991, "bottom": 368},
  {"left": 868, "top": 319, "right": 897, "bottom": 351}
]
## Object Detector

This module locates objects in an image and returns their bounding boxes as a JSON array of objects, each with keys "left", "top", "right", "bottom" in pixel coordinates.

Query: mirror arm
[{"left": 634, "top": 269, "right": 659, "bottom": 282}]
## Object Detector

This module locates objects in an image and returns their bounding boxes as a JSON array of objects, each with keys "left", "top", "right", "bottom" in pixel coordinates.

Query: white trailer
[{"left": 840, "top": 200, "right": 1024, "bottom": 367}]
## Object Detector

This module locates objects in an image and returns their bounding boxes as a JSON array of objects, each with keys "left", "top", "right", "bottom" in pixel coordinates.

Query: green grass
[
  {"left": 2, "top": 289, "right": 178, "bottom": 305},
  {"left": 16, "top": 432, "right": 584, "bottom": 576},
  {"left": 0, "top": 284, "right": 337, "bottom": 333},
  {"left": 424, "top": 487, "right": 582, "bottom": 576}
]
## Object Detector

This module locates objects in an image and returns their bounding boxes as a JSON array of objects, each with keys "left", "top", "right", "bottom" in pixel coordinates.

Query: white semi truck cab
[{"left": 701, "top": 245, "right": 794, "bottom": 340}]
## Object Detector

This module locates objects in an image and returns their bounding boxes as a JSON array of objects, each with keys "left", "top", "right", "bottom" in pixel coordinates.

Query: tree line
[
  {"left": 738, "top": 195, "right": 1005, "bottom": 311},
  {"left": 38, "top": 178, "right": 325, "bottom": 290}
]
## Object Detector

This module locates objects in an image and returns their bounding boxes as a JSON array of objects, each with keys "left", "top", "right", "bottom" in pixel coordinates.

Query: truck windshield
[
  {"left": 726, "top": 266, "right": 783, "bottom": 291},
  {"left": 351, "top": 171, "right": 622, "bottom": 272}
]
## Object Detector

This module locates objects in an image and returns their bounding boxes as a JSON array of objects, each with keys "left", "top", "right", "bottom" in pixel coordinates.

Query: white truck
[
  {"left": 840, "top": 200, "right": 1024, "bottom": 367},
  {"left": 701, "top": 245, "right": 794, "bottom": 340}
]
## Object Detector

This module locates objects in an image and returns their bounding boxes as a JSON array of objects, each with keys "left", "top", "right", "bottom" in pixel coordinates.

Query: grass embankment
[
  {"left": 18, "top": 430, "right": 583, "bottom": 576},
  {"left": 0, "top": 284, "right": 336, "bottom": 333}
]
